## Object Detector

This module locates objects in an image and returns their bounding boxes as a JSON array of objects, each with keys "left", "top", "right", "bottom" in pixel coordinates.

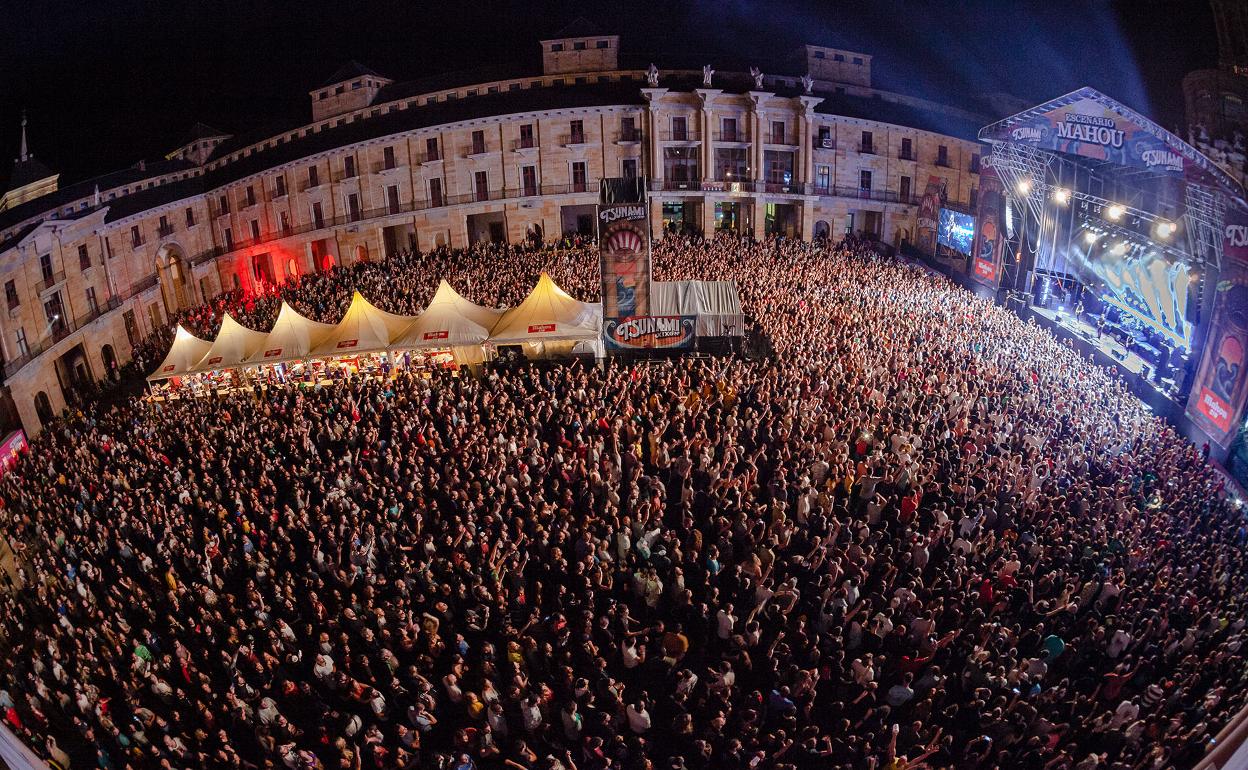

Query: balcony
[
  {"left": 157, "top": 224, "right": 175, "bottom": 239},
  {"left": 713, "top": 131, "right": 749, "bottom": 143},
  {"left": 512, "top": 137, "right": 538, "bottom": 151},
  {"left": 813, "top": 137, "right": 836, "bottom": 150},
  {"left": 860, "top": 145, "right": 876, "bottom": 155},
  {"left": 419, "top": 150, "right": 442, "bottom": 164},
  {"left": 464, "top": 143, "right": 490, "bottom": 157},
  {"left": 559, "top": 133, "right": 590, "bottom": 146},
  {"left": 614, "top": 130, "right": 643, "bottom": 143},
  {"left": 898, "top": 151, "right": 916, "bottom": 161},
  {"left": 660, "top": 129, "right": 701, "bottom": 142},
  {"left": 766, "top": 133, "right": 798, "bottom": 146},
  {"left": 37, "top": 270, "right": 66, "bottom": 293},
  {"left": 935, "top": 159, "right": 951, "bottom": 168}
]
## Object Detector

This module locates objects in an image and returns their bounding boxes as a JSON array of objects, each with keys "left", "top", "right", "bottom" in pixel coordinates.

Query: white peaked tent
[
  {"left": 148, "top": 325, "right": 213, "bottom": 382},
  {"left": 190, "top": 313, "right": 269, "bottom": 373},
  {"left": 488, "top": 273, "right": 603, "bottom": 349},
  {"left": 242, "top": 302, "right": 336, "bottom": 367},
  {"left": 309, "top": 291, "right": 415, "bottom": 357},
  {"left": 392, "top": 280, "right": 501, "bottom": 359}
]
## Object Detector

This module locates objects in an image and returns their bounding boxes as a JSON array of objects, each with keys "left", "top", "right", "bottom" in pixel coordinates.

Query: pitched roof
[
  {"left": 319, "top": 61, "right": 384, "bottom": 88},
  {"left": 177, "top": 122, "right": 229, "bottom": 146},
  {"left": 4, "top": 156, "right": 56, "bottom": 192}
]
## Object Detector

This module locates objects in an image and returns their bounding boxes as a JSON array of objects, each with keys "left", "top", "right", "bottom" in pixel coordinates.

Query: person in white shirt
[{"left": 626, "top": 701, "right": 651, "bottom": 734}]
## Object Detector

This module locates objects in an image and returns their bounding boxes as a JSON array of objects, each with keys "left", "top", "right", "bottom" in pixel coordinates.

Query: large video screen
[{"left": 938, "top": 209, "right": 976, "bottom": 255}]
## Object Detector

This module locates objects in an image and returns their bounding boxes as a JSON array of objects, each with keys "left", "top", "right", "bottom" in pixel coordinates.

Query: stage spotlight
[
  {"left": 1106, "top": 204, "right": 1125, "bottom": 220},
  {"left": 1084, "top": 231, "right": 1099, "bottom": 245},
  {"left": 1156, "top": 220, "right": 1176, "bottom": 238},
  {"left": 1053, "top": 188, "right": 1070, "bottom": 204},
  {"left": 1016, "top": 179, "right": 1031, "bottom": 195}
]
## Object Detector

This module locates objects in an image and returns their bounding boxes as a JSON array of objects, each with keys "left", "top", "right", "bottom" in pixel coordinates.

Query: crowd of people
[{"left": 2, "top": 234, "right": 1247, "bottom": 770}]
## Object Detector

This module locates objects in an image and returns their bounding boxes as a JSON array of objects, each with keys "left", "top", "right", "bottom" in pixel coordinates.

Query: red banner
[
  {"left": 528, "top": 323, "right": 556, "bottom": 334},
  {"left": 1188, "top": 231, "right": 1248, "bottom": 445}
]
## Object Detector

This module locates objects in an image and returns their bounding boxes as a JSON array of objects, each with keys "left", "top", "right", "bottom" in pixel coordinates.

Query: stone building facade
[{"left": 0, "top": 29, "right": 987, "bottom": 434}]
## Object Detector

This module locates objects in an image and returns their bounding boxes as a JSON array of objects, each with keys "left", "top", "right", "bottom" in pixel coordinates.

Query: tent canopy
[
  {"left": 148, "top": 325, "right": 214, "bottom": 382},
  {"left": 393, "top": 280, "right": 500, "bottom": 349},
  {"left": 652, "top": 280, "right": 745, "bottom": 337},
  {"left": 310, "top": 291, "right": 415, "bottom": 357},
  {"left": 191, "top": 313, "right": 269, "bottom": 373},
  {"left": 489, "top": 272, "right": 603, "bottom": 344},
  {"left": 243, "top": 302, "right": 336, "bottom": 367}
]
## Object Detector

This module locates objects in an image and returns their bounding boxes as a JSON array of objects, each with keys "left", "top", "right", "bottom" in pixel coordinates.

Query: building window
[
  {"left": 15, "top": 328, "right": 27, "bottom": 357},
  {"left": 78, "top": 245, "right": 91, "bottom": 271},
  {"left": 249, "top": 220, "right": 261, "bottom": 241},
  {"left": 663, "top": 146, "right": 699, "bottom": 182},
  {"left": 621, "top": 116, "right": 638, "bottom": 142},
  {"left": 937, "top": 145, "right": 949, "bottom": 166},
  {"left": 834, "top": 53, "right": 845, "bottom": 62},
  {"left": 970, "top": 154, "right": 981, "bottom": 173},
  {"left": 474, "top": 171, "right": 490, "bottom": 201},
  {"left": 280, "top": 211, "right": 291, "bottom": 234},
  {"left": 817, "top": 126, "right": 832, "bottom": 148},
  {"left": 123, "top": 310, "right": 138, "bottom": 347},
  {"left": 551, "top": 43, "right": 563, "bottom": 52},
  {"left": 970, "top": 187, "right": 979, "bottom": 208},
  {"left": 344, "top": 156, "right": 356, "bottom": 178},
  {"left": 387, "top": 185, "right": 401, "bottom": 215},
  {"left": 275, "top": 175, "right": 287, "bottom": 197},
  {"left": 573, "top": 41, "right": 586, "bottom": 51},
  {"left": 471, "top": 130, "right": 486, "bottom": 154},
  {"left": 715, "top": 148, "right": 749, "bottom": 181},
  {"left": 158, "top": 215, "right": 171, "bottom": 237},
  {"left": 185, "top": 207, "right": 195, "bottom": 227},
  {"left": 308, "top": 165, "right": 320, "bottom": 187},
  {"left": 853, "top": 57, "right": 864, "bottom": 65},
  {"left": 429, "top": 178, "right": 444, "bottom": 207},
  {"left": 814, "top": 50, "right": 825, "bottom": 59},
  {"left": 671, "top": 116, "right": 688, "bottom": 141},
  {"left": 45, "top": 293, "right": 65, "bottom": 332},
  {"left": 570, "top": 120, "right": 585, "bottom": 144},
  {"left": 519, "top": 123, "right": 535, "bottom": 149},
  {"left": 312, "top": 202, "right": 324, "bottom": 229},
  {"left": 771, "top": 121, "right": 786, "bottom": 144},
  {"left": 86, "top": 286, "right": 98, "bottom": 315},
  {"left": 347, "top": 193, "right": 361, "bottom": 222},
  {"left": 5, "top": 280, "right": 18, "bottom": 310},
  {"left": 815, "top": 165, "right": 831, "bottom": 192},
  {"left": 721, "top": 118, "right": 738, "bottom": 142},
  {"left": 622, "top": 158, "right": 638, "bottom": 179},
  {"left": 219, "top": 194, "right": 230, "bottom": 213},
  {"left": 860, "top": 169, "right": 872, "bottom": 192},
  {"left": 426, "top": 137, "right": 441, "bottom": 162},
  {"left": 571, "top": 162, "right": 587, "bottom": 192},
  {"left": 383, "top": 146, "right": 396, "bottom": 170},
  {"left": 764, "top": 150, "right": 794, "bottom": 185},
  {"left": 900, "top": 175, "right": 911, "bottom": 200},
  {"left": 246, "top": 185, "right": 257, "bottom": 207},
  {"left": 861, "top": 131, "right": 874, "bottom": 153},
  {"left": 522, "top": 165, "right": 538, "bottom": 196},
  {"left": 597, "top": 39, "right": 608, "bottom": 48},
  {"left": 901, "top": 137, "right": 913, "bottom": 160}
]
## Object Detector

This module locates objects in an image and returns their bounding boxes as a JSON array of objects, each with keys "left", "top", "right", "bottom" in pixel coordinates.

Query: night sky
[{"left": 0, "top": 0, "right": 1218, "bottom": 189}]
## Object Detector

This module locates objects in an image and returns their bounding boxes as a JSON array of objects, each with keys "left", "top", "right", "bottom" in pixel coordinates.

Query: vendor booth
[
  {"left": 391, "top": 280, "right": 502, "bottom": 367},
  {"left": 242, "top": 302, "right": 337, "bottom": 382},
  {"left": 147, "top": 325, "right": 213, "bottom": 395},
  {"left": 488, "top": 273, "right": 605, "bottom": 359}
]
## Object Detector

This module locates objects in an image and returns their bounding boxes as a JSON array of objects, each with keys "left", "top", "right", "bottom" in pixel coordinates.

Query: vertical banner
[
  {"left": 1188, "top": 205, "right": 1248, "bottom": 445},
  {"left": 971, "top": 159, "right": 1005, "bottom": 287},
  {"left": 599, "top": 203, "right": 651, "bottom": 320},
  {"left": 917, "top": 176, "right": 947, "bottom": 254}
]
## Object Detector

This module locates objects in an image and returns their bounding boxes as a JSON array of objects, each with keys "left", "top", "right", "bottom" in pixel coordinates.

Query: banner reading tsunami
[
  {"left": 599, "top": 202, "right": 652, "bottom": 321},
  {"left": 917, "top": 176, "right": 947, "bottom": 254},
  {"left": 971, "top": 157, "right": 1005, "bottom": 287}
]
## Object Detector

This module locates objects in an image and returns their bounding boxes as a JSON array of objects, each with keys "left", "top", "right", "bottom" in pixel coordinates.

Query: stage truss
[{"left": 988, "top": 143, "right": 1229, "bottom": 271}]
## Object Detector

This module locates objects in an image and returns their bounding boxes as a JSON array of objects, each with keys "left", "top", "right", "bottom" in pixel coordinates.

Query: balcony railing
[
  {"left": 37, "top": 270, "right": 66, "bottom": 292},
  {"left": 860, "top": 145, "right": 876, "bottom": 154},
  {"left": 419, "top": 150, "right": 442, "bottom": 163},
  {"left": 713, "top": 131, "right": 749, "bottom": 142},
  {"left": 660, "top": 130, "right": 701, "bottom": 142},
  {"left": 3, "top": 296, "right": 125, "bottom": 378},
  {"left": 513, "top": 137, "right": 538, "bottom": 151},
  {"left": 464, "top": 143, "right": 489, "bottom": 156},
  {"left": 898, "top": 151, "right": 916, "bottom": 161},
  {"left": 614, "top": 130, "right": 643, "bottom": 143},
  {"left": 157, "top": 224, "right": 175, "bottom": 238},
  {"left": 766, "top": 133, "right": 798, "bottom": 145},
  {"left": 559, "top": 133, "right": 590, "bottom": 146}
]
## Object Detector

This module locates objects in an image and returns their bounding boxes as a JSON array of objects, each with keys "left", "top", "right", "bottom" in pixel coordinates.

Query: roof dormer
[
  {"left": 165, "top": 122, "right": 231, "bottom": 166},
  {"left": 540, "top": 18, "right": 618, "bottom": 75},
  {"left": 311, "top": 62, "right": 394, "bottom": 122},
  {"left": 1, "top": 111, "right": 58, "bottom": 213}
]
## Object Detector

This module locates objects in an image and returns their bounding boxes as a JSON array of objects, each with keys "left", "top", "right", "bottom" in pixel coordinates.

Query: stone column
[
  {"left": 695, "top": 88, "right": 721, "bottom": 184},
  {"left": 798, "top": 95, "right": 822, "bottom": 188},
  {"left": 641, "top": 88, "right": 668, "bottom": 184},
  {"left": 747, "top": 92, "right": 770, "bottom": 187}
]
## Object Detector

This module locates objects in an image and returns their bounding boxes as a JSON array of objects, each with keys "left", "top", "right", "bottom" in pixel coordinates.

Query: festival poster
[
  {"left": 971, "top": 158, "right": 1004, "bottom": 287},
  {"left": 917, "top": 176, "right": 947, "bottom": 254},
  {"left": 1188, "top": 206, "right": 1248, "bottom": 444},
  {"left": 604, "top": 315, "right": 696, "bottom": 350},
  {"left": 598, "top": 202, "right": 652, "bottom": 320}
]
